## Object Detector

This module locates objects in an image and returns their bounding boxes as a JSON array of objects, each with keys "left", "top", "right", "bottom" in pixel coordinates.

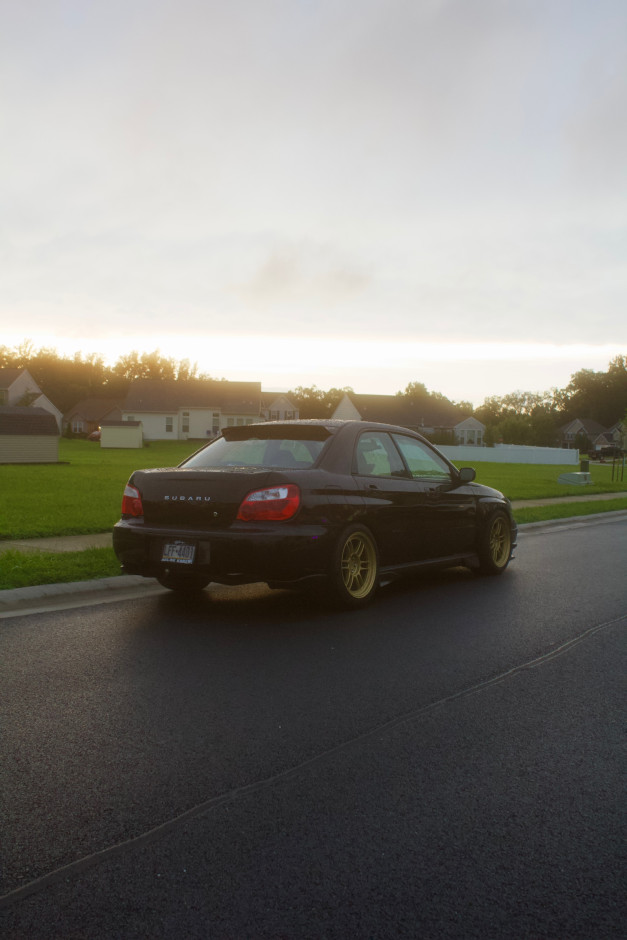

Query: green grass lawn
[
  {"left": 0, "top": 547, "right": 120, "bottom": 590},
  {"left": 514, "top": 498, "right": 627, "bottom": 524},
  {"left": 0, "top": 439, "right": 198, "bottom": 539},
  {"left": 451, "top": 460, "right": 627, "bottom": 501}
]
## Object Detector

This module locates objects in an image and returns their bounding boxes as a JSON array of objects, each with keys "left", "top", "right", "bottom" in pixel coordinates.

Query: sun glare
[{"left": 3, "top": 332, "right": 623, "bottom": 404}]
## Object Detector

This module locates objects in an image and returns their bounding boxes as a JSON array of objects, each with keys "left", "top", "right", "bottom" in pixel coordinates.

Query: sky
[{"left": 1, "top": 0, "right": 626, "bottom": 406}]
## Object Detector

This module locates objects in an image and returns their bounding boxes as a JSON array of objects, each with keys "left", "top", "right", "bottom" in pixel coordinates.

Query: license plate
[{"left": 161, "top": 541, "right": 196, "bottom": 565}]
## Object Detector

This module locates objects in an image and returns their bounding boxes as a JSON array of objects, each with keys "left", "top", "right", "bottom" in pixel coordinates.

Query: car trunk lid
[{"left": 130, "top": 466, "right": 275, "bottom": 528}]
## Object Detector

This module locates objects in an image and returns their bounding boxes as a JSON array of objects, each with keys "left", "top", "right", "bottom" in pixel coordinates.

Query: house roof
[
  {"left": 63, "top": 398, "right": 123, "bottom": 422},
  {"left": 0, "top": 368, "right": 27, "bottom": 388},
  {"left": 342, "top": 393, "right": 464, "bottom": 429},
  {"left": 101, "top": 420, "right": 141, "bottom": 427},
  {"left": 560, "top": 418, "right": 608, "bottom": 435},
  {"left": 260, "top": 393, "right": 297, "bottom": 408},
  {"left": 123, "top": 379, "right": 262, "bottom": 415},
  {"left": 0, "top": 406, "right": 59, "bottom": 436}
]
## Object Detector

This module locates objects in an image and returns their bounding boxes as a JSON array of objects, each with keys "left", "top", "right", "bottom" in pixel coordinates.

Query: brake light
[
  {"left": 121, "top": 483, "right": 144, "bottom": 517},
  {"left": 236, "top": 484, "right": 300, "bottom": 521}
]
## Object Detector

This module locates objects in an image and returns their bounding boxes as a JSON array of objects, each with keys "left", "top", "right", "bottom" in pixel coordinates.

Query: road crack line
[{"left": 2, "top": 612, "right": 625, "bottom": 909}]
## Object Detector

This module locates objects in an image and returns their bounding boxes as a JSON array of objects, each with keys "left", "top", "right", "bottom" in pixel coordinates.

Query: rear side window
[
  {"left": 181, "top": 434, "right": 326, "bottom": 469},
  {"left": 354, "top": 432, "right": 408, "bottom": 478}
]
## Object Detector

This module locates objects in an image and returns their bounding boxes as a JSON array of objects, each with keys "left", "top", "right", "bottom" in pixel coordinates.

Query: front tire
[
  {"left": 328, "top": 525, "right": 379, "bottom": 607},
  {"left": 156, "top": 569, "right": 210, "bottom": 593},
  {"left": 477, "top": 510, "right": 512, "bottom": 575}
]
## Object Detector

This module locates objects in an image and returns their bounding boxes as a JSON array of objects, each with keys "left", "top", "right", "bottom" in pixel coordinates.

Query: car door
[
  {"left": 353, "top": 430, "right": 441, "bottom": 565},
  {"left": 390, "top": 432, "right": 477, "bottom": 556}
]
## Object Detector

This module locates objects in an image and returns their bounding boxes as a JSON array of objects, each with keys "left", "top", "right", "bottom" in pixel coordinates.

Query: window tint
[
  {"left": 354, "top": 432, "right": 407, "bottom": 478},
  {"left": 392, "top": 434, "right": 452, "bottom": 480},
  {"left": 182, "top": 435, "right": 325, "bottom": 469}
]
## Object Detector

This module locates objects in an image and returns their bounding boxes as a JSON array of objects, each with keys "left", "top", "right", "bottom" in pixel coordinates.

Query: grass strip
[
  {"left": 0, "top": 548, "right": 120, "bottom": 590},
  {"left": 514, "top": 499, "right": 627, "bottom": 525}
]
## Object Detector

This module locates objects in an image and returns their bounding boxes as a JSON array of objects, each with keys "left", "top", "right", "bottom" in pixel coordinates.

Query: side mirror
[{"left": 458, "top": 467, "right": 476, "bottom": 483}]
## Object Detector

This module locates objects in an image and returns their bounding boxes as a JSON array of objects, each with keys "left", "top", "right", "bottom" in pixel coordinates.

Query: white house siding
[
  {"left": 5, "top": 371, "right": 39, "bottom": 404},
  {"left": 124, "top": 410, "right": 261, "bottom": 440},
  {"left": 0, "top": 435, "right": 59, "bottom": 463},
  {"left": 186, "top": 408, "right": 222, "bottom": 440},
  {"left": 333, "top": 395, "right": 362, "bottom": 420},
  {"left": 123, "top": 413, "right": 176, "bottom": 440},
  {"left": 261, "top": 395, "right": 299, "bottom": 421},
  {"left": 222, "top": 413, "right": 259, "bottom": 429}
]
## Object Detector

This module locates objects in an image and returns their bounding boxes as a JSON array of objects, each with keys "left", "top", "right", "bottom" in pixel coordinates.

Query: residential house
[
  {"left": 0, "top": 368, "right": 63, "bottom": 431},
  {"left": 332, "top": 393, "right": 482, "bottom": 442},
  {"left": 559, "top": 418, "right": 623, "bottom": 452},
  {"left": 260, "top": 393, "right": 299, "bottom": 422},
  {"left": 590, "top": 421, "right": 625, "bottom": 454},
  {"left": 0, "top": 406, "right": 60, "bottom": 463},
  {"left": 63, "top": 398, "right": 123, "bottom": 436},
  {"left": 121, "top": 379, "right": 263, "bottom": 440},
  {"left": 453, "top": 416, "right": 486, "bottom": 446}
]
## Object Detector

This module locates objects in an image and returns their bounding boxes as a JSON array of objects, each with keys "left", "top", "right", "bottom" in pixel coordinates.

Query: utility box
[
  {"left": 558, "top": 472, "right": 592, "bottom": 486},
  {"left": 580, "top": 459, "right": 590, "bottom": 472}
]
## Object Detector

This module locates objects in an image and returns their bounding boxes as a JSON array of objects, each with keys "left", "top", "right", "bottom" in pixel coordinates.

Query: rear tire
[
  {"left": 157, "top": 569, "right": 210, "bottom": 593},
  {"left": 477, "top": 510, "right": 512, "bottom": 575},
  {"left": 328, "top": 525, "right": 379, "bottom": 608}
]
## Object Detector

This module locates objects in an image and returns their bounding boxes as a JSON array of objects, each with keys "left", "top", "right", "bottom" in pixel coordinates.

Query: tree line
[
  {"left": 0, "top": 340, "right": 218, "bottom": 414},
  {"left": 1, "top": 340, "right": 625, "bottom": 445}
]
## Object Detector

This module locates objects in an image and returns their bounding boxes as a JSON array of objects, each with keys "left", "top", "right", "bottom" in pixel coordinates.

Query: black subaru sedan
[{"left": 112, "top": 420, "right": 517, "bottom": 607}]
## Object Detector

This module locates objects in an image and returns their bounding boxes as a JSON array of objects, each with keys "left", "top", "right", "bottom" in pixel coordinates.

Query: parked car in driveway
[{"left": 112, "top": 420, "right": 517, "bottom": 606}]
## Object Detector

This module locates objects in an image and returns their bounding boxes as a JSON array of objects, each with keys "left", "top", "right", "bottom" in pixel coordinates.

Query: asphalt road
[{"left": 1, "top": 516, "right": 625, "bottom": 939}]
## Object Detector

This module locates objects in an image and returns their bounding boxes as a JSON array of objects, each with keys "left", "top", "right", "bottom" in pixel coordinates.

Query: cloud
[
  {"left": 237, "top": 242, "right": 371, "bottom": 308},
  {"left": 1, "top": 0, "right": 626, "bottom": 358}
]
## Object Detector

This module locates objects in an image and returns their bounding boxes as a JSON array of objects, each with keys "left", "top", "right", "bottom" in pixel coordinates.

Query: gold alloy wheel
[
  {"left": 489, "top": 515, "right": 511, "bottom": 568},
  {"left": 340, "top": 531, "right": 378, "bottom": 599}
]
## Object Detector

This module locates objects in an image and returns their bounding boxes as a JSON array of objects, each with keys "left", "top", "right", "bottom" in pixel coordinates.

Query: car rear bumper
[{"left": 112, "top": 519, "right": 336, "bottom": 586}]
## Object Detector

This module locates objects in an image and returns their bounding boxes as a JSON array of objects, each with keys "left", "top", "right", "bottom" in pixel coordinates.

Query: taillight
[
  {"left": 121, "top": 483, "right": 144, "bottom": 517},
  {"left": 236, "top": 484, "right": 300, "bottom": 521}
]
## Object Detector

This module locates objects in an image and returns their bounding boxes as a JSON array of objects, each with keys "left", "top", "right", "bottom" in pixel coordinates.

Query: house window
[
  {"left": 71, "top": 418, "right": 84, "bottom": 433},
  {"left": 182, "top": 411, "right": 189, "bottom": 433},
  {"left": 285, "top": 410, "right": 296, "bottom": 420},
  {"left": 270, "top": 410, "right": 280, "bottom": 421},
  {"left": 236, "top": 418, "right": 244, "bottom": 426},
  {"left": 126, "top": 415, "right": 135, "bottom": 422},
  {"left": 227, "top": 418, "right": 235, "bottom": 427},
  {"left": 166, "top": 417, "right": 173, "bottom": 433}
]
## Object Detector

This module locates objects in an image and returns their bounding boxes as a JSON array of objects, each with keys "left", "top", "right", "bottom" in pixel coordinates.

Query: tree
[
  {"left": 287, "top": 385, "right": 353, "bottom": 419},
  {"left": 397, "top": 381, "right": 429, "bottom": 400},
  {"left": 560, "top": 357, "right": 627, "bottom": 426},
  {"left": 112, "top": 349, "right": 177, "bottom": 381}
]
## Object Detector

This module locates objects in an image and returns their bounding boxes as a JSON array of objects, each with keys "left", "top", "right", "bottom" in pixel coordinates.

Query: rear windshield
[{"left": 181, "top": 429, "right": 330, "bottom": 470}]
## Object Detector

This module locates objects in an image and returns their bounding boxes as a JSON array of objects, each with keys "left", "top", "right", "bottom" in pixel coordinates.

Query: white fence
[{"left": 439, "top": 444, "right": 579, "bottom": 466}]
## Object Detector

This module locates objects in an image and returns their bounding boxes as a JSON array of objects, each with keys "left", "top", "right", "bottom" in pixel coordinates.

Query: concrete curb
[{"left": 0, "top": 575, "right": 165, "bottom": 617}]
